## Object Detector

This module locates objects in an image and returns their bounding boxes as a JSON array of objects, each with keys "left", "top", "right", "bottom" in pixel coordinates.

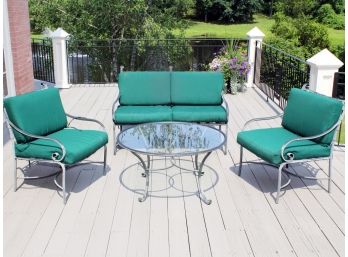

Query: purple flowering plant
[{"left": 209, "top": 43, "right": 251, "bottom": 86}]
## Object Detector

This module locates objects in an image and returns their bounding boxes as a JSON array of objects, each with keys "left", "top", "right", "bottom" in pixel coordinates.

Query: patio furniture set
[{"left": 4, "top": 72, "right": 344, "bottom": 205}]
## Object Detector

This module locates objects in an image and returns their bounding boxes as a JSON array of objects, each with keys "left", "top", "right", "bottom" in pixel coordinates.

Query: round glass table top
[{"left": 117, "top": 122, "right": 226, "bottom": 156}]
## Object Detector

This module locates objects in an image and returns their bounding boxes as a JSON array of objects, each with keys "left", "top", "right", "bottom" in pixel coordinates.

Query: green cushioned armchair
[
  {"left": 4, "top": 88, "right": 108, "bottom": 204},
  {"left": 237, "top": 88, "right": 344, "bottom": 203}
]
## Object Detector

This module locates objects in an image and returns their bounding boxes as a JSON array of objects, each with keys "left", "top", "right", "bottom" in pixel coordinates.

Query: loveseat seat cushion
[
  {"left": 4, "top": 88, "right": 67, "bottom": 144},
  {"left": 282, "top": 88, "right": 343, "bottom": 145},
  {"left": 172, "top": 106, "right": 227, "bottom": 123},
  {"left": 114, "top": 106, "right": 172, "bottom": 124},
  {"left": 15, "top": 128, "right": 108, "bottom": 165},
  {"left": 237, "top": 127, "right": 331, "bottom": 165},
  {"left": 171, "top": 72, "right": 224, "bottom": 105},
  {"left": 119, "top": 72, "right": 171, "bottom": 105}
]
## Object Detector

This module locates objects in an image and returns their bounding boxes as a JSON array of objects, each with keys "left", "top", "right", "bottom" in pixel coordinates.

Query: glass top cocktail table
[{"left": 117, "top": 122, "right": 226, "bottom": 205}]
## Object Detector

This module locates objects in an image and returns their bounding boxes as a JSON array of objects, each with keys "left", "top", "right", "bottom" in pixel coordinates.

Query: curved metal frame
[
  {"left": 116, "top": 122, "right": 224, "bottom": 204},
  {"left": 238, "top": 97, "right": 345, "bottom": 203},
  {"left": 4, "top": 108, "right": 107, "bottom": 204},
  {"left": 129, "top": 151, "right": 213, "bottom": 205}
]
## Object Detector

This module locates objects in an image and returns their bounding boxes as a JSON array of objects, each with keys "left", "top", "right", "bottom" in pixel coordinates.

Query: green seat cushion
[
  {"left": 237, "top": 127, "right": 331, "bottom": 165},
  {"left": 282, "top": 88, "right": 343, "bottom": 145},
  {"left": 172, "top": 106, "right": 227, "bottom": 123},
  {"left": 171, "top": 72, "right": 224, "bottom": 105},
  {"left": 119, "top": 72, "right": 171, "bottom": 105},
  {"left": 15, "top": 128, "right": 108, "bottom": 165},
  {"left": 4, "top": 88, "right": 67, "bottom": 143},
  {"left": 114, "top": 106, "right": 172, "bottom": 124}
]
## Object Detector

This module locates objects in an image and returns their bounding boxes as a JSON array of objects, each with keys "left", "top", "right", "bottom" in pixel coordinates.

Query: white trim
[{"left": 3, "top": 0, "right": 16, "bottom": 96}]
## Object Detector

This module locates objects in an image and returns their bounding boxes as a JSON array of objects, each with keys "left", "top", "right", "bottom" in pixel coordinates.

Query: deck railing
[
  {"left": 65, "top": 38, "right": 248, "bottom": 84},
  {"left": 254, "top": 41, "right": 310, "bottom": 109},
  {"left": 31, "top": 38, "right": 55, "bottom": 83}
]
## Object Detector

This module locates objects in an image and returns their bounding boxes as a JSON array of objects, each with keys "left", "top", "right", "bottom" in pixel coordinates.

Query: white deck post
[
  {"left": 306, "top": 49, "right": 343, "bottom": 97},
  {"left": 51, "top": 28, "right": 70, "bottom": 89},
  {"left": 246, "top": 27, "right": 265, "bottom": 88}
]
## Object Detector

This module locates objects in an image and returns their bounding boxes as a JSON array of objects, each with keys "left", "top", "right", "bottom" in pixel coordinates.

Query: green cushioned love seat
[{"left": 113, "top": 71, "right": 228, "bottom": 125}]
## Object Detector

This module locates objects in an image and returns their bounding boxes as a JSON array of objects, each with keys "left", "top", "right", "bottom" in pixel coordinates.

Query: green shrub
[
  {"left": 266, "top": 36, "right": 306, "bottom": 59},
  {"left": 316, "top": 4, "right": 345, "bottom": 29},
  {"left": 271, "top": 13, "right": 297, "bottom": 41},
  {"left": 294, "top": 17, "right": 330, "bottom": 53},
  {"left": 270, "top": 14, "right": 330, "bottom": 58}
]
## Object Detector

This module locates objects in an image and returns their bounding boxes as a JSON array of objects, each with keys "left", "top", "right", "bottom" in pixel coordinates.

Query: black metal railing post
[
  {"left": 255, "top": 42, "right": 310, "bottom": 109},
  {"left": 31, "top": 38, "right": 55, "bottom": 83}
]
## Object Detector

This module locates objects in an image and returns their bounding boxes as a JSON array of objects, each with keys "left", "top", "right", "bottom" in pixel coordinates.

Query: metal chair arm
[
  {"left": 242, "top": 113, "right": 283, "bottom": 131},
  {"left": 280, "top": 118, "right": 343, "bottom": 162},
  {"left": 6, "top": 119, "right": 66, "bottom": 162},
  {"left": 222, "top": 93, "right": 229, "bottom": 121},
  {"left": 66, "top": 113, "right": 106, "bottom": 132},
  {"left": 111, "top": 93, "right": 120, "bottom": 121}
]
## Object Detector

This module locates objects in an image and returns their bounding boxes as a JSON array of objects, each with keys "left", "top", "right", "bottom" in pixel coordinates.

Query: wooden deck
[{"left": 3, "top": 86, "right": 345, "bottom": 257}]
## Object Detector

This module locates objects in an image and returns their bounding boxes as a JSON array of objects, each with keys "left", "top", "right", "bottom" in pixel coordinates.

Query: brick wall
[{"left": 7, "top": 0, "right": 34, "bottom": 94}]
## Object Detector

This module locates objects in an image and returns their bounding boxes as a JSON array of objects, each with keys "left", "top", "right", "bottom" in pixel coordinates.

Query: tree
[
  {"left": 317, "top": 0, "right": 344, "bottom": 13},
  {"left": 195, "top": 0, "right": 262, "bottom": 23},
  {"left": 275, "top": 0, "right": 315, "bottom": 18},
  {"left": 261, "top": 0, "right": 276, "bottom": 17},
  {"left": 316, "top": 3, "right": 344, "bottom": 29},
  {"left": 29, "top": 0, "right": 194, "bottom": 81}
]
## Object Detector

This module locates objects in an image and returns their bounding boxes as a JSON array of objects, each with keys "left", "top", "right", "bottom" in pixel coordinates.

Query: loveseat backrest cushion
[
  {"left": 119, "top": 72, "right": 171, "bottom": 105},
  {"left": 171, "top": 72, "right": 224, "bottom": 105},
  {"left": 4, "top": 88, "right": 68, "bottom": 144},
  {"left": 281, "top": 88, "right": 343, "bottom": 145}
]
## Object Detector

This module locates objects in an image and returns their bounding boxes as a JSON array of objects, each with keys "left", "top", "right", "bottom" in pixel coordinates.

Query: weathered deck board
[{"left": 3, "top": 86, "right": 345, "bottom": 257}]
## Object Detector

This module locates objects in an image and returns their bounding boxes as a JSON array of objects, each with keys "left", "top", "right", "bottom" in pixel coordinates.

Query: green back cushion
[
  {"left": 4, "top": 88, "right": 67, "bottom": 143},
  {"left": 171, "top": 72, "right": 224, "bottom": 105},
  {"left": 282, "top": 88, "right": 343, "bottom": 145},
  {"left": 119, "top": 72, "right": 171, "bottom": 105}
]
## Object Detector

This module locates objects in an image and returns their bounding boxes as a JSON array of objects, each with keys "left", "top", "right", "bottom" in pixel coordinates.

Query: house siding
[{"left": 7, "top": 0, "right": 34, "bottom": 94}]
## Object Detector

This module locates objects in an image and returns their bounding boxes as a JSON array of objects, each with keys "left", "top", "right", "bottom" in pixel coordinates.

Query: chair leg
[
  {"left": 103, "top": 145, "right": 107, "bottom": 175},
  {"left": 13, "top": 158, "right": 17, "bottom": 192},
  {"left": 224, "top": 123, "right": 228, "bottom": 155},
  {"left": 59, "top": 163, "right": 67, "bottom": 204},
  {"left": 328, "top": 155, "right": 333, "bottom": 193},
  {"left": 276, "top": 163, "right": 286, "bottom": 204},
  {"left": 113, "top": 123, "right": 117, "bottom": 155},
  {"left": 238, "top": 146, "right": 243, "bottom": 176}
]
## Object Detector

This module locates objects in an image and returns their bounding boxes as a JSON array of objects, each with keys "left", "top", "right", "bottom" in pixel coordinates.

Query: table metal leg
[
  {"left": 196, "top": 151, "right": 212, "bottom": 205},
  {"left": 194, "top": 154, "right": 199, "bottom": 172},
  {"left": 131, "top": 151, "right": 150, "bottom": 202}
]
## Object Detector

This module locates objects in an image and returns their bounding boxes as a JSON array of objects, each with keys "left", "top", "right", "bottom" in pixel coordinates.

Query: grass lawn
[
  {"left": 338, "top": 118, "right": 345, "bottom": 145},
  {"left": 31, "top": 33, "right": 45, "bottom": 40},
  {"left": 179, "top": 14, "right": 344, "bottom": 47}
]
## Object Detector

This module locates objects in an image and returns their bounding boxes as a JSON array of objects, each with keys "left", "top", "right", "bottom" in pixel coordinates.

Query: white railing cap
[
  {"left": 50, "top": 28, "right": 69, "bottom": 39},
  {"left": 246, "top": 27, "right": 265, "bottom": 39},
  {"left": 307, "top": 48, "right": 343, "bottom": 68}
]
